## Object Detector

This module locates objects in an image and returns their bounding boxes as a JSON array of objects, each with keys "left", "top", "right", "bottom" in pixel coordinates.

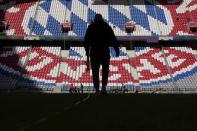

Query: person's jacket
[{"left": 84, "top": 20, "right": 120, "bottom": 58}]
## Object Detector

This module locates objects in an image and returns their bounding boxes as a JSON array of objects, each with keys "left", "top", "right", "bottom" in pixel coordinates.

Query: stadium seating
[
  {"left": 4, "top": 0, "right": 38, "bottom": 35},
  {"left": 134, "top": 47, "right": 174, "bottom": 89},
  {"left": 1, "top": 0, "right": 197, "bottom": 93},
  {"left": 0, "top": 46, "right": 61, "bottom": 90},
  {"left": 157, "top": 0, "right": 197, "bottom": 36},
  {"left": 134, "top": 46, "right": 197, "bottom": 90},
  {"left": 1, "top": 45, "right": 197, "bottom": 92},
  {"left": 43, "top": 46, "right": 197, "bottom": 92},
  {"left": 163, "top": 47, "right": 197, "bottom": 88},
  {"left": 0, "top": 47, "right": 30, "bottom": 89},
  {"left": 2, "top": 0, "right": 196, "bottom": 37},
  {"left": 20, "top": 47, "right": 61, "bottom": 90},
  {"left": 59, "top": 47, "right": 136, "bottom": 91}
]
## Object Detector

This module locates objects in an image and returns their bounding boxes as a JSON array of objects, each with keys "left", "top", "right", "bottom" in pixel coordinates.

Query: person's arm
[{"left": 84, "top": 25, "right": 91, "bottom": 70}]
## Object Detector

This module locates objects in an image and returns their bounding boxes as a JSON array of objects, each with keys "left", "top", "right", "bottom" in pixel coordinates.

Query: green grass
[{"left": 0, "top": 93, "right": 197, "bottom": 131}]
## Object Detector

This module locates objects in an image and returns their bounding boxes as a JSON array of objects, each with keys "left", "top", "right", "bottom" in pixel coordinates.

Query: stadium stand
[
  {"left": 0, "top": 46, "right": 61, "bottom": 91},
  {"left": 58, "top": 47, "right": 136, "bottom": 92},
  {"left": 0, "top": 46, "right": 30, "bottom": 89},
  {"left": 1, "top": 45, "right": 197, "bottom": 93},
  {"left": 157, "top": 0, "right": 197, "bottom": 36},
  {"left": 4, "top": 0, "right": 38, "bottom": 35},
  {"left": 134, "top": 47, "right": 174, "bottom": 89},
  {"left": 0, "top": 0, "right": 197, "bottom": 93},
  {"left": 163, "top": 47, "right": 197, "bottom": 89},
  {"left": 19, "top": 47, "right": 61, "bottom": 90},
  {"left": 2, "top": 0, "right": 196, "bottom": 38}
]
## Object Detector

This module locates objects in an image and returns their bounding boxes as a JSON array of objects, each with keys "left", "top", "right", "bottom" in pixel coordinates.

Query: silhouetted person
[{"left": 84, "top": 14, "right": 120, "bottom": 95}]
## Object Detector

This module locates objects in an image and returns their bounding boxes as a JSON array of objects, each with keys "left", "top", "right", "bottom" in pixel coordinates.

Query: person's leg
[
  {"left": 101, "top": 57, "right": 110, "bottom": 91},
  {"left": 91, "top": 57, "right": 100, "bottom": 93}
]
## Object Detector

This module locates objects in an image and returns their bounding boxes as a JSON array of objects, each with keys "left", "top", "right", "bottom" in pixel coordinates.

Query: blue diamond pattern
[
  {"left": 65, "top": 0, "right": 72, "bottom": 10},
  {"left": 39, "top": 0, "right": 52, "bottom": 13},
  {"left": 29, "top": 0, "right": 169, "bottom": 37},
  {"left": 71, "top": 13, "right": 87, "bottom": 36},
  {"left": 144, "top": 0, "right": 167, "bottom": 25},
  {"left": 79, "top": 0, "right": 89, "bottom": 6},
  {"left": 28, "top": 17, "right": 45, "bottom": 35},
  {"left": 58, "top": 0, "right": 68, "bottom": 7},
  {"left": 46, "top": 15, "right": 61, "bottom": 36},
  {"left": 154, "top": 5, "right": 167, "bottom": 25},
  {"left": 109, "top": 6, "right": 129, "bottom": 31},
  {"left": 145, "top": 0, "right": 157, "bottom": 20},
  {"left": 130, "top": 5, "right": 151, "bottom": 31},
  {"left": 88, "top": 8, "right": 97, "bottom": 23}
]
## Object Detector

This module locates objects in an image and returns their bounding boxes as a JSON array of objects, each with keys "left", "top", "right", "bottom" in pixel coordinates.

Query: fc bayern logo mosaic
[
  {"left": 2, "top": 0, "right": 197, "bottom": 86},
  {"left": 1, "top": 47, "right": 197, "bottom": 86},
  {"left": 0, "top": 47, "right": 60, "bottom": 85},
  {"left": 5, "top": 0, "right": 197, "bottom": 36}
]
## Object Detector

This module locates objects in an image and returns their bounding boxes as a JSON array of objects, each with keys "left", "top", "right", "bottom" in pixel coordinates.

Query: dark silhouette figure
[{"left": 84, "top": 14, "right": 120, "bottom": 95}]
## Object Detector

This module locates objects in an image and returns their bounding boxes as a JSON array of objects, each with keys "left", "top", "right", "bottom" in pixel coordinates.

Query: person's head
[{"left": 94, "top": 14, "right": 103, "bottom": 22}]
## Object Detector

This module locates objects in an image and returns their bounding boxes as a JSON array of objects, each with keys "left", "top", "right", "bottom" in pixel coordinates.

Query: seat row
[
  {"left": 3, "top": 0, "right": 196, "bottom": 37},
  {"left": 1, "top": 46, "right": 197, "bottom": 91},
  {"left": 0, "top": 46, "right": 61, "bottom": 90}
]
